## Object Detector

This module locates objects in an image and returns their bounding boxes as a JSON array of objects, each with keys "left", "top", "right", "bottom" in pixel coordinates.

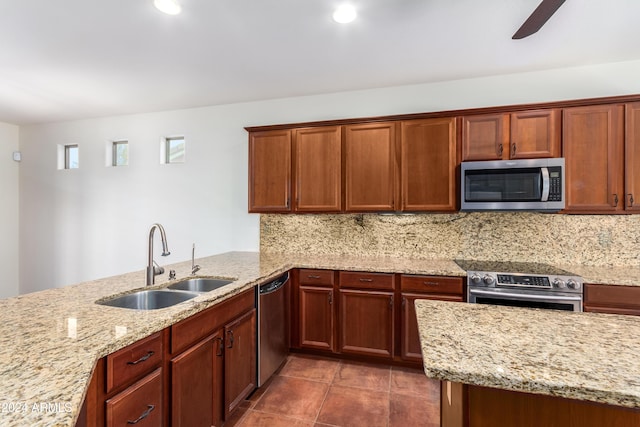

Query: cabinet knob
[
  {"left": 227, "top": 330, "right": 234, "bottom": 349},
  {"left": 328, "top": 292, "right": 333, "bottom": 305},
  {"left": 613, "top": 194, "right": 619, "bottom": 207},
  {"left": 215, "top": 337, "right": 223, "bottom": 357},
  {"left": 511, "top": 143, "right": 516, "bottom": 157},
  {"left": 628, "top": 193, "right": 635, "bottom": 208},
  {"left": 389, "top": 295, "right": 394, "bottom": 308},
  {"left": 497, "top": 143, "right": 503, "bottom": 157}
]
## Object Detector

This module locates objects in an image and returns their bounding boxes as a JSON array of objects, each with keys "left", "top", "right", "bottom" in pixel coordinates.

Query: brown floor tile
[
  {"left": 224, "top": 404, "right": 250, "bottom": 427},
  {"left": 317, "top": 385, "right": 389, "bottom": 427},
  {"left": 236, "top": 410, "right": 315, "bottom": 426},
  {"left": 280, "top": 354, "right": 340, "bottom": 383},
  {"left": 391, "top": 366, "right": 440, "bottom": 402},
  {"left": 253, "top": 376, "right": 329, "bottom": 421},
  {"left": 333, "top": 361, "right": 391, "bottom": 391},
  {"left": 389, "top": 393, "right": 439, "bottom": 427}
]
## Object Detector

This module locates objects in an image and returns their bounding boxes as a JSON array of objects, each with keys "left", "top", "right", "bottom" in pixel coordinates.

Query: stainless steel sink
[
  {"left": 97, "top": 289, "right": 199, "bottom": 310},
  {"left": 167, "top": 278, "right": 234, "bottom": 293}
]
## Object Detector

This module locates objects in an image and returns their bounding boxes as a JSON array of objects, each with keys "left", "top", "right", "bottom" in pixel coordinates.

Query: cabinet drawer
[
  {"left": 339, "top": 271, "right": 395, "bottom": 290},
  {"left": 401, "top": 275, "right": 464, "bottom": 295},
  {"left": 584, "top": 284, "right": 640, "bottom": 310},
  {"left": 106, "top": 332, "right": 163, "bottom": 393},
  {"left": 171, "top": 289, "right": 254, "bottom": 354},
  {"left": 106, "top": 368, "right": 163, "bottom": 427},
  {"left": 299, "top": 269, "right": 334, "bottom": 287}
]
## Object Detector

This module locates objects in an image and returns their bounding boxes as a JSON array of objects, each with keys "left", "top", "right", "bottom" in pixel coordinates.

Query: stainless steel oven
[{"left": 455, "top": 260, "right": 583, "bottom": 312}]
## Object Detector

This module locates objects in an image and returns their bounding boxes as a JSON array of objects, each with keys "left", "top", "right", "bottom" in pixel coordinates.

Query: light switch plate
[{"left": 12, "top": 151, "right": 21, "bottom": 162}]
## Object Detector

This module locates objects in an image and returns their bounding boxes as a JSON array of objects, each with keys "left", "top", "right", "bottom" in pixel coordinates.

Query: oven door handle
[
  {"left": 469, "top": 289, "right": 582, "bottom": 302},
  {"left": 540, "top": 167, "right": 550, "bottom": 202}
]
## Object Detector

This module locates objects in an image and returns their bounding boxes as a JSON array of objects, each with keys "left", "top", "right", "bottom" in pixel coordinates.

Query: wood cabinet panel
[
  {"left": 401, "top": 293, "right": 464, "bottom": 363},
  {"left": 462, "top": 113, "right": 510, "bottom": 161},
  {"left": 171, "top": 333, "right": 223, "bottom": 427},
  {"left": 510, "top": 109, "right": 561, "bottom": 159},
  {"left": 299, "top": 269, "right": 334, "bottom": 287},
  {"left": 339, "top": 290, "right": 394, "bottom": 358},
  {"left": 248, "top": 130, "right": 292, "bottom": 212},
  {"left": 563, "top": 105, "right": 624, "bottom": 213},
  {"left": 106, "top": 332, "right": 163, "bottom": 394},
  {"left": 400, "top": 275, "right": 464, "bottom": 295},
  {"left": 584, "top": 283, "right": 640, "bottom": 315},
  {"left": 339, "top": 271, "right": 395, "bottom": 291},
  {"left": 293, "top": 126, "right": 342, "bottom": 212},
  {"left": 299, "top": 286, "right": 334, "bottom": 351},
  {"left": 344, "top": 122, "right": 398, "bottom": 211},
  {"left": 468, "top": 384, "right": 640, "bottom": 427},
  {"left": 224, "top": 309, "right": 257, "bottom": 418},
  {"left": 171, "top": 290, "right": 254, "bottom": 354},
  {"left": 626, "top": 102, "right": 640, "bottom": 211},
  {"left": 106, "top": 368, "right": 163, "bottom": 427},
  {"left": 401, "top": 118, "right": 458, "bottom": 211}
]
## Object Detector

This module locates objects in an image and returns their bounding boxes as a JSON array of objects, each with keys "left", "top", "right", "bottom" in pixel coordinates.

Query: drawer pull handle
[
  {"left": 215, "top": 337, "right": 223, "bottom": 357},
  {"left": 127, "top": 351, "right": 154, "bottom": 365},
  {"left": 423, "top": 281, "right": 440, "bottom": 286},
  {"left": 127, "top": 404, "right": 155, "bottom": 424},
  {"left": 227, "top": 330, "right": 235, "bottom": 349},
  {"left": 359, "top": 278, "right": 374, "bottom": 282},
  {"left": 308, "top": 275, "right": 321, "bottom": 279}
]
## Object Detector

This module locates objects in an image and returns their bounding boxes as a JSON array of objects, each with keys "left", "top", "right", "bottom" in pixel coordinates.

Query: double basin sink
[{"left": 97, "top": 277, "right": 235, "bottom": 310}]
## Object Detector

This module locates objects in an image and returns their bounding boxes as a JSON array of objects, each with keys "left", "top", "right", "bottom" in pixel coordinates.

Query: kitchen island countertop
[{"left": 415, "top": 299, "right": 640, "bottom": 409}]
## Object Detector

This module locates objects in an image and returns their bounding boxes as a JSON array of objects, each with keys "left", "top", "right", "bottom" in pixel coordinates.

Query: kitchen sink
[
  {"left": 96, "top": 289, "right": 200, "bottom": 310},
  {"left": 166, "top": 277, "right": 235, "bottom": 293}
]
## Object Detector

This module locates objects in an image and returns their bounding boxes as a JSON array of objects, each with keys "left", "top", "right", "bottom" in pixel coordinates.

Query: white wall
[
  {"left": 18, "top": 59, "right": 640, "bottom": 294},
  {"left": 0, "top": 122, "right": 20, "bottom": 298}
]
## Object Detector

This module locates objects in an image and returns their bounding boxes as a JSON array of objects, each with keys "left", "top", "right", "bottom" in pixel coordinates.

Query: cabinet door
[
  {"left": 563, "top": 105, "right": 624, "bottom": 213},
  {"left": 510, "top": 109, "right": 561, "bottom": 159},
  {"left": 248, "top": 130, "right": 292, "bottom": 212},
  {"left": 224, "top": 309, "right": 257, "bottom": 418},
  {"left": 299, "top": 286, "right": 334, "bottom": 351},
  {"left": 294, "top": 126, "right": 342, "bottom": 212},
  {"left": 339, "top": 290, "right": 394, "bottom": 358},
  {"left": 462, "top": 113, "right": 510, "bottom": 161},
  {"left": 344, "top": 122, "right": 398, "bottom": 211},
  {"left": 626, "top": 102, "right": 640, "bottom": 212},
  {"left": 171, "top": 331, "right": 224, "bottom": 427},
  {"left": 401, "top": 118, "right": 458, "bottom": 211},
  {"left": 401, "top": 293, "right": 463, "bottom": 363}
]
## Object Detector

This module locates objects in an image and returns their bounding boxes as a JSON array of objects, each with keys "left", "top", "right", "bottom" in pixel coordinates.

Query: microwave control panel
[{"left": 548, "top": 166, "right": 562, "bottom": 201}]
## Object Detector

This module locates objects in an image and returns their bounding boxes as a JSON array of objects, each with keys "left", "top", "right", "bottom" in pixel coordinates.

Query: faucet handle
[
  {"left": 169, "top": 269, "right": 176, "bottom": 280},
  {"left": 153, "top": 260, "right": 165, "bottom": 275}
]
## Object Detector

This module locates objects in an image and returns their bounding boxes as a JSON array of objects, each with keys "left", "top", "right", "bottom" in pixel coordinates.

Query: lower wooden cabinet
[
  {"left": 339, "top": 289, "right": 394, "bottom": 359},
  {"left": 299, "top": 286, "right": 335, "bottom": 351},
  {"left": 106, "top": 368, "right": 163, "bottom": 427},
  {"left": 583, "top": 283, "right": 640, "bottom": 315},
  {"left": 224, "top": 309, "right": 257, "bottom": 417}
]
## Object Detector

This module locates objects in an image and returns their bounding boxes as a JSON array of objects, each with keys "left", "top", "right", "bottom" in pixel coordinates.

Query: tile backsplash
[{"left": 260, "top": 213, "right": 640, "bottom": 267}]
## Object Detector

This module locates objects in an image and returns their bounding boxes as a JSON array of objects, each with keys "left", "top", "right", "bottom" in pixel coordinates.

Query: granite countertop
[
  {"left": 0, "top": 251, "right": 463, "bottom": 427},
  {"left": 1, "top": 250, "right": 639, "bottom": 426},
  {"left": 415, "top": 299, "right": 640, "bottom": 408}
]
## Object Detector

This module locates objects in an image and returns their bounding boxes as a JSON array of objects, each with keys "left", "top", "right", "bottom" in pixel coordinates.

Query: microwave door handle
[{"left": 540, "top": 167, "right": 550, "bottom": 201}]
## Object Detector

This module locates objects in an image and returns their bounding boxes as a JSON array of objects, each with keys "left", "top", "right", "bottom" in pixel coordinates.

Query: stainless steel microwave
[{"left": 460, "top": 158, "right": 565, "bottom": 212}]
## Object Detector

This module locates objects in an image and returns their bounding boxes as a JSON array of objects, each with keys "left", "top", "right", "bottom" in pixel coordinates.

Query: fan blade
[{"left": 512, "top": 0, "right": 566, "bottom": 39}]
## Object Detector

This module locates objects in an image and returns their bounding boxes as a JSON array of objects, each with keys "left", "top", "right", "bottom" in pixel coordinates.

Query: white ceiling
[{"left": 1, "top": 0, "right": 640, "bottom": 125}]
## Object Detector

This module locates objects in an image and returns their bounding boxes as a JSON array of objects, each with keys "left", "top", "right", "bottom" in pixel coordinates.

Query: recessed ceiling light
[
  {"left": 154, "top": 0, "right": 182, "bottom": 15},
  {"left": 333, "top": 4, "right": 357, "bottom": 24}
]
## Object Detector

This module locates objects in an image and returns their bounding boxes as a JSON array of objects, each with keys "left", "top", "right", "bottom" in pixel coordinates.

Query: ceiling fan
[{"left": 512, "top": 0, "right": 566, "bottom": 39}]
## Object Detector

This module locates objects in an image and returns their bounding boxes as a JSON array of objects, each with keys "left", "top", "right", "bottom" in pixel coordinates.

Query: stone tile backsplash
[{"left": 260, "top": 213, "right": 640, "bottom": 267}]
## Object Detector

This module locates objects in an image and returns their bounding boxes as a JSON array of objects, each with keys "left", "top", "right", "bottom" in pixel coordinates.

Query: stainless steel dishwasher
[{"left": 257, "top": 272, "right": 289, "bottom": 386}]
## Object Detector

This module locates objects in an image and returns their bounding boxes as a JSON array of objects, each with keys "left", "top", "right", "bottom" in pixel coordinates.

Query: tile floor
[{"left": 226, "top": 354, "right": 441, "bottom": 427}]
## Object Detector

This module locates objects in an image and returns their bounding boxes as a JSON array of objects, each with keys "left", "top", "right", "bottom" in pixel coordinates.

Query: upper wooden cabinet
[
  {"left": 626, "top": 102, "right": 640, "bottom": 212},
  {"left": 344, "top": 122, "right": 399, "bottom": 212},
  {"left": 462, "top": 110, "right": 560, "bottom": 161},
  {"left": 248, "top": 130, "right": 292, "bottom": 212},
  {"left": 401, "top": 117, "right": 458, "bottom": 211},
  {"left": 563, "top": 104, "right": 624, "bottom": 213},
  {"left": 293, "top": 127, "right": 342, "bottom": 212}
]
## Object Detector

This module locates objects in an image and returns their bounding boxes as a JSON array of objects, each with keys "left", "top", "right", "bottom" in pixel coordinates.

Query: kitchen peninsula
[
  {"left": 416, "top": 299, "right": 640, "bottom": 426},
  {"left": 1, "top": 251, "right": 640, "bottom": 426}
]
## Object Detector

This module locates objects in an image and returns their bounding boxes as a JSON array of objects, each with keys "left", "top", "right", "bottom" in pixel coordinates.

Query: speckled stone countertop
[
  {"left": 1, "top": 251, "right": 639, "bottom": 426},
  {"left": 415, "top": 299, "right": 640, "bottom": 408},
  {"left": 0, "top": 251, "right": 463, "bottom": 427}
]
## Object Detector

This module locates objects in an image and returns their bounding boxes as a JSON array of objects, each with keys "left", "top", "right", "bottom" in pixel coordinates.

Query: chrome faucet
[
  {"left": 191, "top": 243, "right": 201, "bottom": 275},
  {"left": 146, "top": 223, "right": 171, "bottom": 286}
]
